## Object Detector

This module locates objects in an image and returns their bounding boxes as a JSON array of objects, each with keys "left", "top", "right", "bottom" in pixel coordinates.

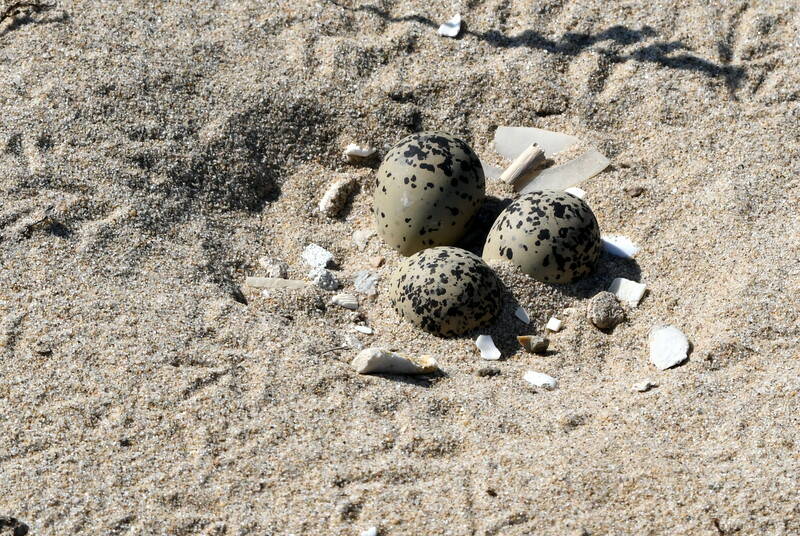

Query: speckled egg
[
  {"left": 389, "top": 246, "right": 502, "bottom": 337},
  {"left": 482, "top": 190, "right": 601, "bottom": 283},
  {"left": 374, "top": 132, "right": 485, "bottom": 256}
]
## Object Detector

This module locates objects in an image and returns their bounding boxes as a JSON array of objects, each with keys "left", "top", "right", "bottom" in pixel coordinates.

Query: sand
[{"left": 1, "top": 0, "right": 799, "bottom": 534}]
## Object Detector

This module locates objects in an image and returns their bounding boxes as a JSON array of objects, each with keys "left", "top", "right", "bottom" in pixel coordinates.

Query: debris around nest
[
  {"left": 602, "top": 235, "right": 640, "bottom": 259},
  {"left": 351, "top": 348, "right": 438, "bottom": 375},
  {"left": 515, "top": 306, "right": 530, "bottom": 324},
  {"left": 518, "top": 149, "right": 610, "bottom": 193},
  {"left": 517, "top": 335, "right": 549, "bottom": 354},
  {"left": 633, "top": 380, "right": 657, "bottom": 392},
  {"left": 353, "top": 325, "right": 373, "bottom": 335},
  {"left": 546, "top": 317, "right": 562, "bottom": 332},
  {"left": 318, "top": 176, "right": 357, "bottom": 218},
  {"left": 343, "top": 143, "right": 376, "bottom": 164},
  {"left": 302, "top": 243, "right": 334, "bottom": 269},
  {"left": 587, "top": 291, "right": 625, "bottom": 329},
  {"left": 475, "top": 335, "right": 501, "bottom": 360},
  {"left": 523, "top": 370, "right": 558, "bottom": 390},
  {"left": 608, "top": 278, "right": 647, "bottom": 307},
  {"left": 353, "top": 270, "right": 380, "bottom": 295},
  {"left": 309, "top": 268, "right": 340, "bottom": 290},
  {"left": 565, "top": 186, "right": 587, "bottom": 199},
  {"left": 649, "top": 325, "right": 690, "bottom": 370},
  {"left": 494, "top": 126, "right": 579, "bottom": 160},
  {"left": 437, "top": 14, "right": 461, "bottom": 37},
  {"left": 498, "top": 143, "right": 545, "bottom": 187},
  {"left": 332, "top": 293, "right": 358, "bottom": 310},
  {"left": 352, "top": 229, "right": 376, "bottom": 251},
  {"left": 258, "top": 256, "right": 288, "bottom": 279}
]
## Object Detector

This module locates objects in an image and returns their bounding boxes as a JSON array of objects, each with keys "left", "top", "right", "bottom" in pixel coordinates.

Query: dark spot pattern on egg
[
  {"left": 374, "top": 132, "right": 485, "bottom": 256},
  {"left": 482, "top": 190, "right": 601, "bottom": 283},
  {"left": 389, "top": 247, "right": 502, "bottom": 337}
]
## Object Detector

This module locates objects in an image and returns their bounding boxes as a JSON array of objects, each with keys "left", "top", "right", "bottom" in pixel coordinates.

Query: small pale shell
[
  {"left": 601, "top": 234, "right": 639, "bottom": 259},
  {"left": 523, "top": 370, "right": 558, "bottom": 390},
  {"left": 352, "top": 348, "right": 438, "bottom": 375},
  {"left": 353, "top": 325, "right": 373, "bottom": 334},
  {"left": 546, "top": 317, "right": 562, "bottom": 332},
  {"left": 332, "top": 293, "right": 358, "bottom": 310},
  {"left": 475, "top": 335, "right": 501, "bottom": 360}
]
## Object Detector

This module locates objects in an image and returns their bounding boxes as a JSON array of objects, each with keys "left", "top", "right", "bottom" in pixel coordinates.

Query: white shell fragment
[
  {"left": 332, "top": 293, "right": 359, "bottom": 310},
  {"left": 565, "top": 186, "right": 587, "bottom": 199},
  {"left": 302, "top": 243, "right": 334, "bottom": 269},
  {"left": 245, "top": 277, "right": 309, "bottom": 290},
  {"left": 633, "top": 380, "right": 657, "bottom": 392},
  {"left": 480, "top": 160, "right": 504, "bottom": 180},
  {"left": 360, "top": 527, "right": 378, "bottom": 536},
  {"left": 523, "top": 370, "right": 558, "bottom": 390},
  {"left": 546, "top": 317, "right": 562, "bottom": 332},
  {"left": 352, "top": 348, "right": 438, "bottom": 375},
  {"left": 649, "top": 325, "right": 690, "bottom": 370},
  {"left": 352, "top": 229, "right": 376, "bottom": 251},
  {"left": 602, "top": 234, "right": 640, "bottom": 259},
  {"left": 494, "top": 126, "right": 579, "bottom": 160},
  {"left": 515, "top": 306, "right": 531, "bottom": 324},
  {"left": 318, "top": 176, "right": 357, "bottom": 217},
  {"left": 608, "top": 277, "right": 647, "bottom": 307},
  {"left": 475, "top": 335, "right": 501, "bottom": 360},
  {"left": 309, "top": 268, "right": 340, "bottom": 291},
  {"left": 354, "top": 270, "right": 380, "bottom": 296},
  {"left": 343, "top": 143, "right": 376, "bottom": 162},
  {"left": 437, "top": 14, "right": 461, "bottom": 37},
  {"left": 518, "top": 149, "right": 610, "bottom": 193},
  {"left": 353, "top": 325, "right": 373, "bottom": 335}
]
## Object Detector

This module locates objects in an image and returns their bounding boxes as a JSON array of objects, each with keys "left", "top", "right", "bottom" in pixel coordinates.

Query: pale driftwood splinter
[
  {"left": 245, "top": 277, "right": 310, "bottom": 290},
  {"left": 498, "top": 143, "right": 545, "bottom": 187}
]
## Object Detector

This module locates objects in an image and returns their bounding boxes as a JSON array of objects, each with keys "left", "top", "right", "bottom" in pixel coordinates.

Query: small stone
[
  {"left": 352, "top": 348, "right": 438, "bottom": 375},
  {"left": 649, "top": 325, "right": 690, "bottom": 370},
  {"left": 258, "top": 256, "right": 288, "bottom": 279},
  {"left": 370, "top": 256, "right": 385, "bottom": 268},
  {"left": 633, "top": 380, "right": 657, "bottom": 392},
  {"left": 587, "top": 291, "right": 625, "bottom": 329},
  {"left": 353, "top": 270, "right": 380, "bottom": 296},
  {"left": 309, "top": 268, "right": 340, "bottom": 291},
  {"left": 302, "top": 244, "right": 334, "bottom": 269},
  {"left": 353, "top": 325, "right": 373, "bottom": 334},
  {"left": 352, "top": 229, "right": 376, "bottom": 251},
  {"left": 624, "top": 185, "right": 645, "bottom": 197},
  {"left": 517, "top": 335, "right": 549, "bottom": 354},
  {"left": 318, "top": 176, "right": 357, "bottom": 218},
  {"left": 476, "top": 367, "right": 501, "bottom": 377},
  {"left": 437, "top": 14, "right": 461, "bottom": 37},
  {"left": 546, "top": 317, "right": 562, "bottom": 332},
  {"left": 523, "top": 370, "right": 557, "bottom": 390}
]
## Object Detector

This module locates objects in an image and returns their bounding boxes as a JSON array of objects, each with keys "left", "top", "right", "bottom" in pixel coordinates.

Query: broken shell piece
[
  {"left": 494, "top": 126, "right": 579, "bottom": 160},
  {"left": 360, "top": 528, "right": 378, "bottom": 536},
  {"left": 475, "top": 335, "right": 501, "bottom": 360},
  {"left": 332, "top": 293, "right": 359, "bottom": 310},
  {"left": 523, "top": 370, "right": 558, "bottom": 390},
  {"left": 318, "top": 176, "right": 357, "bottom": 217},
  {"left": 649, "top": 325, "right": 690, "bottom": 370},
  {"left": 481, "top": 161, "right": 504, "bottom": 180},
  {"left": 633, "top": 380, "right": 657, "bottom": 392},
  {"left": 353, "top": 325, "right": 373, "bottom": 334},
  {"left": 352, "top": 229, "right": 376, "bottom": 251},
  {"left": 518, "top": 149, "right": 610, "bottom": 193},
  {"left": 245, "top": 277, "right": 309, "bottom": 290},
  {"left": 437, "top": 14, "right": 461, "bottom": 37},
  {"left": 515, "top": 306, "right": 530, "bottom": 324},
  {"left": 602, "top": 234, "right": 640, "bottom": 259},
  {"left": 608, "top": 278, "right": 647, "bottom": 307},
  {"left": 309, "top": 268, "right": 340, "bottom": 290},
  {"left": 498, "top": 143, "right": 545, "bottom": 187},
  {"left": 517, "top": 335, "right": 549, "bottom": 354},
  {"left": 354, "top": 270, "right": 380, "bottom": 296},
  {"left": 565, "top": 186, "right": 586, "bottom": 199},
  {"left": 546, "top": 317, "right": 562, "bottom": 332},
  {"left": 352, "top": 348, "right": 438, "bottom": 375},
  {"left": 302, "top": 243, "right": 334, "bottom": 269},
  {"left": 343, "top": 143, "right": 376, "bottom": 163}
]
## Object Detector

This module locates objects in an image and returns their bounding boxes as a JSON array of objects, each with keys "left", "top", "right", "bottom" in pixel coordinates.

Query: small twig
[
  {"left": 0, "top": 1, "right": 55, "bottom": 24},
  {"left": 498, "top": 143, "right": 545, "bottom": 187},
  {"left": 319, "top": 346, "right": 349, "bottom": 357}
]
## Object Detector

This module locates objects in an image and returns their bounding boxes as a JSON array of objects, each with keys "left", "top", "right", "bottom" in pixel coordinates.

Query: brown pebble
[
  {"left": 517, "top": 335, "right": 549, "bottom": 354},
  {"left": 587, "top": 291, "right": 625, "bottom": 330},
  {"left": 476, "top": 367, "right": 501, "bottom": 377},
  {"left": 370, "top": 256, "right": 385, "bottom": 268},
  {"left": 624, "top": 185, "right": 644, "bottom": 197}
]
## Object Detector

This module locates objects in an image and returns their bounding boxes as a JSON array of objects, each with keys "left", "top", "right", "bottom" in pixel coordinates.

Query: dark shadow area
[
  {"left": 0, "top": 3, "right": 67, "bottom": 38},
  {"left": 456, "top": 195, "right": 512, "bottom": 256},
  {"left": 375, "top": 368, "right": 448, "bottom": 388},
  {"left": 548, "top": 251, "right": 642, "bottom": 300},
  {"left": 0, "top": 516, "right": 29, "bottom": 536},
  {"left": 326, "top": 1, "right": 745, "bottom": 90}
]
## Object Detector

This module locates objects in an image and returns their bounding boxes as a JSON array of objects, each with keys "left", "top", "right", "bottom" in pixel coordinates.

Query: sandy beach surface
[{"left": 1, "top": 1, "right": 799, "bottom": 534}]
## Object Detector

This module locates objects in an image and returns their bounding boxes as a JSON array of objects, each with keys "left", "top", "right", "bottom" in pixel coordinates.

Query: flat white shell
[
  {"left": 353, "top": 325, "right": 373, "bottom": 334},
  {"left": 608, "top": 277, "right": 647, "bottom": 307},
  {"left": 343, "top": 143, "right": 376, "bottom": 158},
  {"left": 546, "top": 317, "right": 562, "bottom": 332},
  {"left": 518, "top": 149, "right": 610, "bottom": 193},
  {"left": 360, "top": 528, "right": 378, "bottom": 536},
  {"left": 633, "top": 380, "right": 657, "bottom": 392},
  {"left": 302, "top": 243, "right": 334, "bottom": 268},
  {"left": 515, "top": 306, "right": 530, "bottom": 324},
  {"left": 437, "top": 14, "right": 461, "bottom": 37},
  {"left": 352, "top": 229, "right": 376, "bottom": 251},
  {"left": 494, "top": 126, "right": 579, "bottom": 160},
  {"left": 523, "top": 370, "right": 558, "bottom": 390},
  {"left": 564, "top": 186, "right": 587, "bottom": 199},
  {"left": 475, "top": 335, "right": 501, "bottom": 360},
  {"left": 649, "top": 325, "right": 689, "bottom": 370},
  {"left": 602, "top": 234, "right": 640, "bottom": 259},
  {"left": 332, "top": 293, "right": 358, "bottom": 310},
  {"left": 352, "top": 348, "right": 438, "bottom": 375}
]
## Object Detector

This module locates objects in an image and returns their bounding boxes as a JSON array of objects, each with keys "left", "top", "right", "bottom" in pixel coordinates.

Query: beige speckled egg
[
  {"left": 374, "top": 132, "right": 485, "bottom": 256},
  {"left": 388, "top": 246, "right": 502, "bottom": 337},
  {"left": 483, "top": 190, "right": 601, "bottom": 283}
]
